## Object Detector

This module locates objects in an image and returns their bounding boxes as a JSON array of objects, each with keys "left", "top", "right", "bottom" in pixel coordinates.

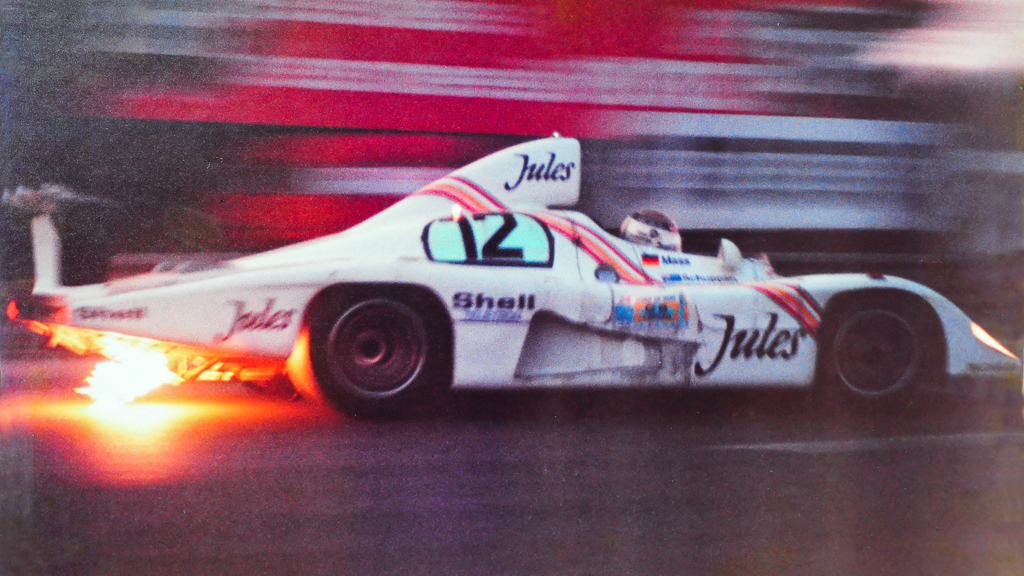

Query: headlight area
[{"left": 970, "top": 322, "right": 1019, "bottom": 360}]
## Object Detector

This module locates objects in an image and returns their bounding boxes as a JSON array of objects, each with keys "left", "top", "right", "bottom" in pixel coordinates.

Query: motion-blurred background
[{"left": 2, "top": 0, "right": 1024, "bottom": 334}]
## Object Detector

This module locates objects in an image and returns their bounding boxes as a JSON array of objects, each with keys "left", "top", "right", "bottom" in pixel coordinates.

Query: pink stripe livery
[
  {"left": 413, "top": 178, "right": 656, "bottom": 285},
  {"left": 748, "top": 283, "right": 821, "bottom": 338}
]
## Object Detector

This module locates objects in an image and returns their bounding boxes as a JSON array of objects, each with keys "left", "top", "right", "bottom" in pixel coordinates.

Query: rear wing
[
  {"left": 442, "top": 136, "right": 580, "bottom": 210},
  {"left": 31, "top": 214, "right": 62, "bottom": 293}
]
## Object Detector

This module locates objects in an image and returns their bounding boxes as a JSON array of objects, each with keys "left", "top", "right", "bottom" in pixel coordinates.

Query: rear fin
[
  {"left": 445, "top": 136, "right": 581, "bottom": 210},
  {"left": 30, "top": 214, "right": 62, "bottom": 292}
]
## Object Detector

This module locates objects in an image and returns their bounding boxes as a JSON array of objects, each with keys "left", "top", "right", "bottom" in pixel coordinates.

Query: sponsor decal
[
  {"left": 75, "top": 306, "right": 147, "bottom": 321},
  {"left": 216, "top": 299, "right": 296, "bottom": 342},
  {"left": 641, "top": 254, "right": 660, "bottom": 266},
  {"left": 662, "top": 274, "right": 737, "bottom": 283},
  {"left": 452, "top": 291, "right": 535, "bottom": 322},
  {"left": 614, "top": 294, "right": 688, "bottom": 328},
  {"left": 694, "top": 313, "right": 809, "bottom": 376},
  {"left": 504, "top": 153, "right": 576, "bottom": 191},
  {"left": 660, "top": 255, "right": 690, "bottom": 266},
  {"left": 464, "top": 309, "right": 524, "bottom": 322}
]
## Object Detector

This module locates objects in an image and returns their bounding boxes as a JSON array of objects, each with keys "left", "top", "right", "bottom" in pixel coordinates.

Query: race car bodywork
[{"left": 10, "top": 136, "right": 1021, "bottom": 414}]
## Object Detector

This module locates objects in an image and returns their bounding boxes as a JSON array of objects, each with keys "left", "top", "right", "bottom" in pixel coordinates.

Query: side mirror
[
  {"left": 594, "top": 263, "right": 619, "bottom": 283},
  {"left": 718, "top": 238, "right": 742, "bottom": 272}
]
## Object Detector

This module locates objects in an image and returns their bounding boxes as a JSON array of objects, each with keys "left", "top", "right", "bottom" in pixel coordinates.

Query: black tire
[
  {"left": 310, "top": 294, "right": 446, "bottom": 417},
  {"left": 819, "top": 293, "right": 943, "bottom": 406}
]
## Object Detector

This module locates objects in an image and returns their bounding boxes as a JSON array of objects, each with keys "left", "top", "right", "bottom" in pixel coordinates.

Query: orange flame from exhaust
[{"left": 75, "top": 339, "right": 182, "bottom": 406}]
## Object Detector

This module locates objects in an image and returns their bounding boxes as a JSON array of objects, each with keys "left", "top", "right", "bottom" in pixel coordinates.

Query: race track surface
[{"left": 2, "top": 354, "right": 1024, "bottom": 576}]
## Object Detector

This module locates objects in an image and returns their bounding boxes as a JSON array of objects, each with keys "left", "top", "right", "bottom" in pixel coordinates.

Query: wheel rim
[
  {"left": 327, "top": 300, "right": 427, "bottom": 397},
  {"left": 831, "top": 309, "right": 921, "bottom": 393},
  {"left": 833, "top": 309, "right": 920, "bottom": 397}
]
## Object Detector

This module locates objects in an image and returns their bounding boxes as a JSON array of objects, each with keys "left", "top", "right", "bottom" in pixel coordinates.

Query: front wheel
[
  {"left": 312, "top": 297, "right": 441, "bottom": 416},
  {"left": 832, "top": 309, "right": 920, "bottom": 398},
  {"left": 819, "top": 294, "right": 943, "bottom": 407}
]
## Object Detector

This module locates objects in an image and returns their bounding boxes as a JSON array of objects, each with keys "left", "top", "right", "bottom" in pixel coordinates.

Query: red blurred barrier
[
  {"left": 203, "top": 193, "right": 402, "bottom": 250},
  {"left": 240, "top": 133, "right": 513, "bottom": 167}
]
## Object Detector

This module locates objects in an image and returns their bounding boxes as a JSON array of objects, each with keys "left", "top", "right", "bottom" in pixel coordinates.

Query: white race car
[{"left": 9, "top": 136, "right": 1021, "bottom": 415}]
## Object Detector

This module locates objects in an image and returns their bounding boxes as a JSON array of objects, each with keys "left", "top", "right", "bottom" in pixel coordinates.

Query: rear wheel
[{"left": 311, "top": 294, "right": 445, "bottom": 416}]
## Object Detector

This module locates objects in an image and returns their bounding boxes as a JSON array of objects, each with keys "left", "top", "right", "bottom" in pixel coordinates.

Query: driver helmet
[{"left": 620, "top": 210, "right": 682, "bottom": 252}]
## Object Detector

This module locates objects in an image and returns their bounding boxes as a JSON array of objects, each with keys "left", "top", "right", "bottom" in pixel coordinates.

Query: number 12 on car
[{"left": 422, "top": 213, "right": 554, "bottom": 267}]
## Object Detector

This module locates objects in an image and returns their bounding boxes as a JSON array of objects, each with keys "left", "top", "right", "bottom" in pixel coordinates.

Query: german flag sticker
[{"left": 641, "top": 254, "right": 660, "bottom": 266}]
